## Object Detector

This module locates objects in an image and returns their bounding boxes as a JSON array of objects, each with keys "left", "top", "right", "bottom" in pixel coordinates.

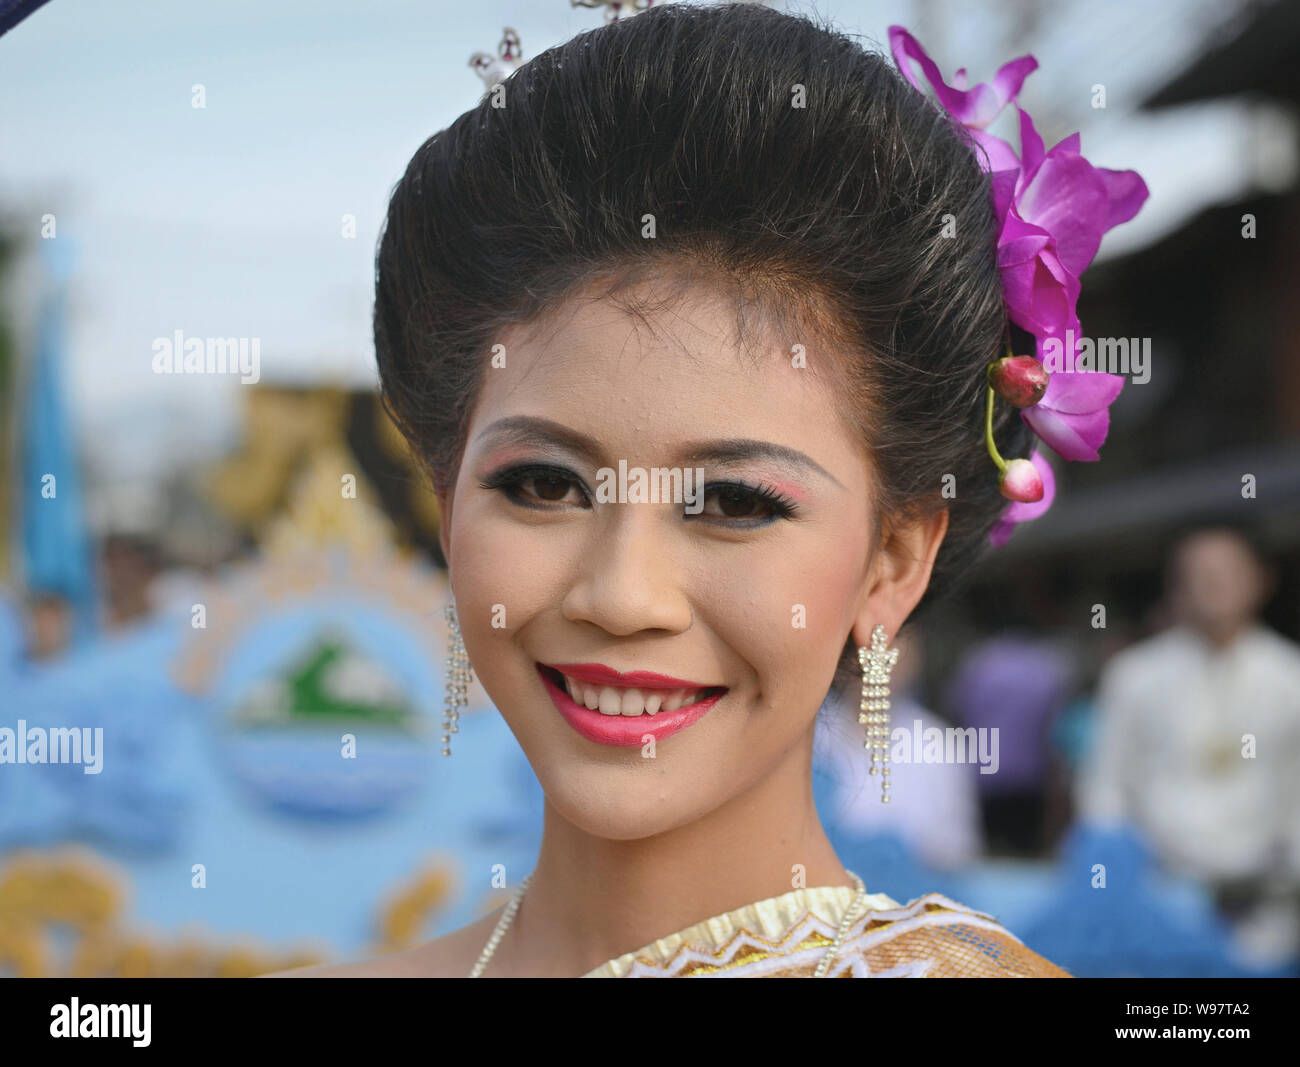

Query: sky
[{"left": 0, "top": 0, "right": 1292, "bottom": 522}]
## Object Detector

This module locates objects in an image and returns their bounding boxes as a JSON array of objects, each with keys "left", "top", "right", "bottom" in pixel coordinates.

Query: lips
[{"left": 536, "top": 663, "right": 727, "bottom": 747}]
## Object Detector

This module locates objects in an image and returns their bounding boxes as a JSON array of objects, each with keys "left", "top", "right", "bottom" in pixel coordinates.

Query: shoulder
[
  {"left": 1246, "top": 624, "right": 1300, "bottom": 674},
  {"left": 259, "top": 911, "right": 501, "bottom": 978},
  {"left": 857, "top": 892, "right": 1071, "bottom": 977},
  {"left": 1099, "top": 628, "right": 1193, "bottom": 688}
]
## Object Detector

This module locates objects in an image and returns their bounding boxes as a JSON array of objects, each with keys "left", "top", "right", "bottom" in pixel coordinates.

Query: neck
[
  {"left": 1194, "top": 618, "right": 1252, "bottom": 650},
  {"left": 497, "top": 729, "right": 851, "bottom": 977}
]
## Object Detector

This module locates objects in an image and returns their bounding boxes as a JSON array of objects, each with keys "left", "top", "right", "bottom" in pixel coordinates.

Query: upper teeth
[{"left": 560, "top": 674, "right": 708, "bottom": 716}]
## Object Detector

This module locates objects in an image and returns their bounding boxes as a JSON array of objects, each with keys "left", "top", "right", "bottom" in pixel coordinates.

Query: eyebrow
[{"left": 474, "top": 415, "right": 844, "bottom": 488}]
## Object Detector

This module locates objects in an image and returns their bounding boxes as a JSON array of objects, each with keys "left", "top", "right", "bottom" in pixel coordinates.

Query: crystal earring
[
  {"left": 858, "top": 624, "right": 899, "bottom": 803},
  {"left": 443, "top": 600, "right": 473, "bottom": 756}
]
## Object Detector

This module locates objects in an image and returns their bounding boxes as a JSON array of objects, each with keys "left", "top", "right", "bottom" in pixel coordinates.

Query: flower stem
[{"left": 985, "top": 383, "right": 1007, "bottom": 473}]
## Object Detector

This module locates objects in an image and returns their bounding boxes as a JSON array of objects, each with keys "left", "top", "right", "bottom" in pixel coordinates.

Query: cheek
[
  {"left": 705, "top": 521, "right": 868, "bottom": 701},
  {"left": 444, "top": 498, "right": 566, "bottom": 693},
  {"left": 448, "top": 492, "right": 574, "bottom": 613}
]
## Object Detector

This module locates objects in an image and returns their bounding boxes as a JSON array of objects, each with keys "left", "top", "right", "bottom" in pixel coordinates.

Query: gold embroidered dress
[{"left": 582, "top": 885, "right": 1070, "bottom": 977}]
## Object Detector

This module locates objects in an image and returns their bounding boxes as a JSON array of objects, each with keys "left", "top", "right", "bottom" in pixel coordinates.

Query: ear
[{"left": 852, "top": 507, "right": 949, "bottom": 649}]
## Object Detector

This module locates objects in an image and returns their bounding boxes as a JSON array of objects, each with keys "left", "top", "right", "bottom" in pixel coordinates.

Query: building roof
[{"left": 1143, "top": 0, "right": 1300, "bottom": 108}]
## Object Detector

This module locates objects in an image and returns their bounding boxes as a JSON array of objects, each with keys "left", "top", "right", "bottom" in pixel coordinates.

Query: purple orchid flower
[
  {"left": 1011, "top": 109, "right": 1149, "bottom": 280},
  {"left": 1021, "top": 331, "right": 1126, "bottom": 462},
  {"left": 1000, "top": 109, "right": 1145, "bottom": 462},
  {"left": 991, "top": 113, "right": 1148, "bottom": 342},
  {"left": 993, "top": 169, "right": 1084, "bottom": 340},
  {"left": 888, "top": 26, "right": 1148, "bottom": 544},
  {"left": 888, "top": 25, "right": 1032, "bottom": 174},
  {"left": 989, "top": 451, "right": 1057, "bottom": 547}
]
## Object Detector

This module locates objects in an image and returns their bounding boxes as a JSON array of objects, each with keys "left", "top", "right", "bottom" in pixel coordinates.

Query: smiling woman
[{"left": 264, "top": 3, "right": 1078, "bottom": 978}]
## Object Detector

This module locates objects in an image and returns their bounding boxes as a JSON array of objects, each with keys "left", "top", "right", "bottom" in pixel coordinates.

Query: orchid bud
[
  {"left": 987, "top": 355, "right": 1049, "bottom": 408},
  {"left": 999, "top": 458, "right": 1044, "bottom": 502}
]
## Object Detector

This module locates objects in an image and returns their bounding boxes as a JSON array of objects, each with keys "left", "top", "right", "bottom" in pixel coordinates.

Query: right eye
[{"left": 478, "top": 464, "right": 590, "bottom": 510}]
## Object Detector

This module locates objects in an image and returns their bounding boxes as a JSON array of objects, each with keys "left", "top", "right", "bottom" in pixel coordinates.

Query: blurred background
[{"left": 1, "top": 0, "right": 1297, "bottom": 978}]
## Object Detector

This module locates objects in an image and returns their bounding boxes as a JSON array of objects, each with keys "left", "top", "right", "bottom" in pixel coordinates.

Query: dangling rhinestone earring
[
  {"left": 443, "top": 600, "right": 473, "bottom": 756},
  {"left": 858, "top": 624, "right": 899, "bottom": 803}
]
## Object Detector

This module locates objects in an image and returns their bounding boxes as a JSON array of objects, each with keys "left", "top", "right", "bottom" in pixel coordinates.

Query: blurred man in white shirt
[{"left": 1077, "top": 525, "right": 1300, "bottom": 968}]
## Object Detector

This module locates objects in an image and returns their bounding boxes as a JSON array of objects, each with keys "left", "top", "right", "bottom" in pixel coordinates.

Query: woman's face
[{"left": 441, "top": 276, "right": 897, "bottom": 841}]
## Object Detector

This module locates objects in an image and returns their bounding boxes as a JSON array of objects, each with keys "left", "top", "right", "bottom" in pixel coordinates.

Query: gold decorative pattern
[{"left": 583, "top": 884, "right": 1071, "bottom": 978}]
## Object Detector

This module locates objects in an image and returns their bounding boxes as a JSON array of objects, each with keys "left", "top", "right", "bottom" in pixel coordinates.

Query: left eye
[{"left": 696, "top": 483, "right": 797, "bottom": 525}]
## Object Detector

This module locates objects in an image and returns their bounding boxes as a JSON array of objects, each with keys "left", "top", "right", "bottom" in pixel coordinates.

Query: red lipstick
[{"left": 535, "top": 663, "right": 726, "bottom": 747}]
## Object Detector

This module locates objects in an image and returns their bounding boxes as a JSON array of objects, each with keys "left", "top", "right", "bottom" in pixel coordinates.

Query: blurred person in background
[
  {"left": 945, "top": 631, "right": 1076, "bottom": 857},
  {"left": 1046, "top": 624, "right": 1137, "bottom": 845},
  {"left": 816, "top": 625, "right": 983, "bottom": 871},
  {"left": 23, "top": 588, "right": 71, "bottom": 662},
  {"left": 1076, "top": 523, "right": 1300, "bottom": 969},
  {"left": 100, "top": 534, "right": 164, "bottom": 631}
]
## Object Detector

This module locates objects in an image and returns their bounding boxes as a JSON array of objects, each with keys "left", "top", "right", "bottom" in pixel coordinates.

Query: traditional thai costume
[{"left": 582, "top": 883, "right": 1070, "bottom": 977}]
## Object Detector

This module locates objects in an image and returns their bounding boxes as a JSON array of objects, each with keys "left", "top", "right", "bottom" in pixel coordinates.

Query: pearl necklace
[{"left": 468, "top": 870, "right": 868, "bottom": 978}]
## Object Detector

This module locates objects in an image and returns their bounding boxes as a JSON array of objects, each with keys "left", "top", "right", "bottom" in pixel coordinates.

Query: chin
[
  {"left": 534, "top": 759, "right": 719, "bottom": 841},
  {"left": 556, "top": 803, "right": 684, "bottom": 843}
]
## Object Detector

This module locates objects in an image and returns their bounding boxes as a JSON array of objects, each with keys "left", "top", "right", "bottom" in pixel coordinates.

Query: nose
[{"left": 561, "top": 508, "right": 693, "bottom": 637}]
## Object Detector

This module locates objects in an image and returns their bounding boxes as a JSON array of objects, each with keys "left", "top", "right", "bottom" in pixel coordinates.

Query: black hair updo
[{"left": 374, "top": 2, "right": 1035, "bottom": 697}]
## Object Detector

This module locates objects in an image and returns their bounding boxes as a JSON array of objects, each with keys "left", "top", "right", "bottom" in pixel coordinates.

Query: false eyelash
[
  {"left": 479, "top": 463, "right": 801, "bottom": 524},
  {"left": 698, "top": 480, "right": 801, "bottom": 522},
  {"left": 478, "top": 464, "right": 590, "bottom": 507}
]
